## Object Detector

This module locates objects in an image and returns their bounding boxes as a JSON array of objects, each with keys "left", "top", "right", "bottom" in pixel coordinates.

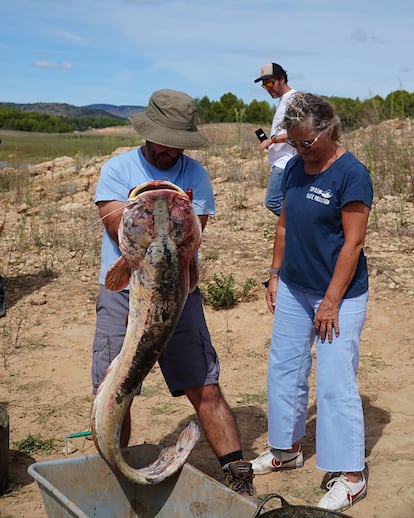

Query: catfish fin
[
  {"left": 105, "top": 256, "right": 131, "bottom": 291},
  {"left": 189, "top": 256, "right": 199, "bottom": 293}
]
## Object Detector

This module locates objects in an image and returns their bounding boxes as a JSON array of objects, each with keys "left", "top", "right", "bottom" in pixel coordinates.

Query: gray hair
[{"left": 282, "top": 92, "right": 341, "bottom": 141}]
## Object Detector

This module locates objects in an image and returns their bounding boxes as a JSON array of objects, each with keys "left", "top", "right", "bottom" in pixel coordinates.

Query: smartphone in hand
[{"left": 255, "top": 128, "right": 268, "bottom": 142}]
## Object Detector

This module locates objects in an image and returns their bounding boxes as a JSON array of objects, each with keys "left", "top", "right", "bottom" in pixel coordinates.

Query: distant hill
[
  {"left": 85, "top": 104, "right": 144, "bottom": 119},
  {"left": 0, "top": 102, "right": 144, "bottom": 120}
]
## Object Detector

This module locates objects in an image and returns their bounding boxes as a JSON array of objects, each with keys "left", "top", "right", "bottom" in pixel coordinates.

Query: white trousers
[{"left": 268, "top": 279, "right": 368, "bottom": 472}]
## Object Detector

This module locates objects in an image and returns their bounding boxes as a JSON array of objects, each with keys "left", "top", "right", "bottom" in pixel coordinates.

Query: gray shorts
[{"left": 92, "top": 286, "right": 220, "bottom": 396}]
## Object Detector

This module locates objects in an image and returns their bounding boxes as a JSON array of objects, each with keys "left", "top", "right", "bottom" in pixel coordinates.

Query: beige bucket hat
[{"left": 129, "top": 89, "right": 208, "bottom": 149}]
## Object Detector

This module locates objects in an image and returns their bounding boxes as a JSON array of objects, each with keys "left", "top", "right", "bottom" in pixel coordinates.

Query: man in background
[{"left": 255, "top": 63, "right": 297, "bottom": 216}]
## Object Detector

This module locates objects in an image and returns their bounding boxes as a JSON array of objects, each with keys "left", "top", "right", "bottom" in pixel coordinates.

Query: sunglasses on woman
[{"left": 286, "top": 132, "right": 322, "bottom": 149}]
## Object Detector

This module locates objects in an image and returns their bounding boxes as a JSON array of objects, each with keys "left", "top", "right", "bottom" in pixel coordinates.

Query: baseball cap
[{"left": 254, "top": 63, "right": 287, "bottom": 83}]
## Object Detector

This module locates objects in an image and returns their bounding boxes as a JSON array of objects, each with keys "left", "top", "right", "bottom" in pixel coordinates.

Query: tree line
[
  {"left": 0, "top": 106, "right": 129, "bottom": 133},
  {"left": 195, "top": 90, "right": 414, "bottom": 132},
  {"left": 1, "top": 89, "right": 414, "bottom": 133}
]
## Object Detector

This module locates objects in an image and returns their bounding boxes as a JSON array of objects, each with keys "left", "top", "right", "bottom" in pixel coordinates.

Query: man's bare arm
[{"left": 97, "top": 200, "right": 127, "bottom": 244}]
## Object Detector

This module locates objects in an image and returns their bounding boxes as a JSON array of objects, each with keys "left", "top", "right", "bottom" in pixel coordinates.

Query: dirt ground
[{"left": 0, "top": 123, "right": 413, "bottom": 517}]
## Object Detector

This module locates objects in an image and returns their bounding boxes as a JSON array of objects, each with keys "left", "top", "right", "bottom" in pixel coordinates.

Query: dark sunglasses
[
  {"left": 286, "top": 132, "right": 322, "bottom": 149},
  {"left": 261, "top": 79, "right": 276, "bottom": 90}
]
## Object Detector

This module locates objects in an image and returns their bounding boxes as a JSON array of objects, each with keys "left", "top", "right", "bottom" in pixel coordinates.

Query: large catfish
[{"left": 91, "top": 180, "right": 202, "bottom": 484}]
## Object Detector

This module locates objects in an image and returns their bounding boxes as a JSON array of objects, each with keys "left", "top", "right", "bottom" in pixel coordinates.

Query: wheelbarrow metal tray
[{"left": 28, "top": 444, "right": 258, "bottom": 518}]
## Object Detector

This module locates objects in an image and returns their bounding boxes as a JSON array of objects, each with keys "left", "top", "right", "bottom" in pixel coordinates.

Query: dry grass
[{"left": 0, "top": 121, "right": 413, "bottom": 517}]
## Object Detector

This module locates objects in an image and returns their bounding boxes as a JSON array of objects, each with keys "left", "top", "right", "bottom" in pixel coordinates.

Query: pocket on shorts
[
  {"left": 199, "top": 328, "right": 220, "bottom": 381},
  {"left": 92, "top": 336, "right": 111, "bottom": 391}
]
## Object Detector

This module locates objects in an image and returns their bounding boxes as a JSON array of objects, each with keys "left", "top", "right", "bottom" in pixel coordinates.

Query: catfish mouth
[{"left": 128, "top": 181, "right": 184, "bottom": 201}]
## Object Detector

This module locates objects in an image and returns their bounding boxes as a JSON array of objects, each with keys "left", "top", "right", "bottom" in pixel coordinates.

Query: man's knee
[{"left": 185, "top": 383, "right": 222, "bottom": 408}]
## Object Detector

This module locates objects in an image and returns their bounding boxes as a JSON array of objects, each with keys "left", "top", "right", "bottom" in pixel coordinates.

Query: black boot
[{"left": 223, "top": 461, "right": 255, "bottom": 496}]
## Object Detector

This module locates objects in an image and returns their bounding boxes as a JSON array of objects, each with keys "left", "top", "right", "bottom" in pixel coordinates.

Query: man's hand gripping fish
[{"left": 91, "top": 180, "right": 202, "bottom": 484}]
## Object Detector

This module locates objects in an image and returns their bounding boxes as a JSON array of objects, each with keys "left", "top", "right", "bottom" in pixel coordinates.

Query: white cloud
[
  {"left": 352, "top": 28, "right": 385, "bottom": 45},
  {"left": 4, "top": 0, "right": 413, "bottom": 104},
  {"left": 51, "top": 28, "right": 86, "bottom": 44},
  {"left": 32, "top": 60, "right": 73, "bottom": 70}
]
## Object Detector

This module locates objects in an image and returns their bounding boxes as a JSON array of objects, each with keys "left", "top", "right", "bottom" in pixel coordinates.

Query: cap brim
[{"left": 254, "top": 75, "right": 274, "bottom": 83}]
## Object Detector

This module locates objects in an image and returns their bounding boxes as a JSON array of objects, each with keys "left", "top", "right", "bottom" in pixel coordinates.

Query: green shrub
[
  {"left": 201, "top": 273, "right": 236, "bottom": 309},
  {"left": 13, "top": 433, "right": 56, "bottom": 455},
  {"left": 200, "top": 274, "right": 257, "bottom": 310}
]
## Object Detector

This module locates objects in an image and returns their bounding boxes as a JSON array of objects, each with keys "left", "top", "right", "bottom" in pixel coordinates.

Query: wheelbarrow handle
[
  {"left": 251, "top": 493, "right": 289, "bottom": 517},
  {"left": 67, "top": 431, "right": 92, "bottom": 439}
]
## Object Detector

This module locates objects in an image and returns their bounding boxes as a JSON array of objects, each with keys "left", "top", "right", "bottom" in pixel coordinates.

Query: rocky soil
[{"left": 0, "top": 122, "right": 413, "bottom": 517}]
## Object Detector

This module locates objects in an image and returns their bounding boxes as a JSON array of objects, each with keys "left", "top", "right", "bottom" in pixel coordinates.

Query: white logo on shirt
[{"left": 306, "top": 186, "right": 332, "bottom": 205}]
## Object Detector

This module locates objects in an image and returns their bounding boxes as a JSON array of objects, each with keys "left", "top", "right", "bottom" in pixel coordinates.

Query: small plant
[
  {"left": 238, "top": 392, "right": 268, "bottom": 405},
  {"left": 232, "top": 191, "right": 248, "bottom": 210},
  {"left": 202, "top": 250, "right": 219, "bottom": 261},
  {"left": 200, "top": 274, "right": 257, "bottom": 309},
  {"left": 13, "top": 433, "right": 56, "bottom": 455},
  {"left": 16, "top": 212, "right": 28, "bottom": 251},
  {"left": 0, "top": 311, "right": 28, "bottom": 370},
  {"left": 201, "top": 273, "right": 236, "bottom": 309},
  {"left": 258, "top": 153, "right": 268, "bottom": 188},
  {"left": 234, "top": 107, "right": 246, "bottom": 145},
  {"left": 241, "top": 277, "right": 257, "bottom": 298}
]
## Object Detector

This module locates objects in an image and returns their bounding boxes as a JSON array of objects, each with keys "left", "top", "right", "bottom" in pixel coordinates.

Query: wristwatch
[{"left": 269, "top": 268, "right": 281, "bottom": 276}]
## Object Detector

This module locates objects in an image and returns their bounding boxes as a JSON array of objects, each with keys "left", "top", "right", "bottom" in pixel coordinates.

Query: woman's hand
[
  {"left": 265, "top": 276, "right": 279, "bottom": 314},
  {"left": 314, "top": 297, "right": 340, "bottom": 343}
]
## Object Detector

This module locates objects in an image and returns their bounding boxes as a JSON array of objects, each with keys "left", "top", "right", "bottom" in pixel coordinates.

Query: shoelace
[
  {"left": 230, "top": 476, "right": 254, "bottom": 496},
  {"left": 325, "top": 477, "right": 354, "bottom": 506},
  {"left": 225, "top": 465, "right": 255, "bottom": 496}
]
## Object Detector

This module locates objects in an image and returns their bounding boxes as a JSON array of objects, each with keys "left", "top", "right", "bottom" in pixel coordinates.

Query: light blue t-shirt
[
  {"left": 281, "top": 151, "right": 373, "bottom": 298},
  {"left": 95, "top": 147, "right": 215, "bottom": 285}
]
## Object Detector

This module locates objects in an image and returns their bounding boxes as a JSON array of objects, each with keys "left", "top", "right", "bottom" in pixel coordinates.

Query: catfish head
[{"left": 105, "top": 180, "right": 202, "bottom": 292}]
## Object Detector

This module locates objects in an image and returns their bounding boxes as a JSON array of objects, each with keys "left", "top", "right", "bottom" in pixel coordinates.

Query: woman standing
[{"left": 251, "top": 92, "right": 373, "bottom": 512}]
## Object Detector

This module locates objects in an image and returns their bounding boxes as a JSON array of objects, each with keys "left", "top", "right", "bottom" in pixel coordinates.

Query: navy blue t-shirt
[{"left": 280, "top": 151, "right": 373, "bottom": 298}]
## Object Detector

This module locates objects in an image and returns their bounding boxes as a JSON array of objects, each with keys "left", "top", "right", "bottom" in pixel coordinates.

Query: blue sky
[{"left": 1, "top": 0, "right": 412, "bottom": 107}]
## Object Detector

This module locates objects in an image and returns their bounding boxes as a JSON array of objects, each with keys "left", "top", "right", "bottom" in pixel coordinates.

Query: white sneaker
[
  {"left": 317, "top": 472, "right": 367, "bottom": 511},
  {"left": 250, "top": 445, "right": 303, "bottom": 475}
]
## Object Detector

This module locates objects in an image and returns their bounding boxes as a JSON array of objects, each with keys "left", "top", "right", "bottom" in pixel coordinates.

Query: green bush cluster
[
  {"left": 0, "top": 106, "right": 129, "bottom": 133},
  {"left": 1, "top": 88, "right": 414, "bottom": 134},
  {"left": 328, "top": 90, "right": 414, "bottom": 131},
  {"left": 196, "top": 93, "right": 274, "bottom": 125},
  {"left": 200, "top": 273, "right": 257, "bottom": 310},
  {"left": 201, "top": 273, "right": 237, "bottom": 309},
  {"left": 195, "top": 89, "right": 414, "bottom": 131}
]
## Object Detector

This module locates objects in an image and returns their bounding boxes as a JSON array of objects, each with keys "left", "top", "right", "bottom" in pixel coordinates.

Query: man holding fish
[{"left": 91, "top": 89, "right": 255, "bottom": 496}]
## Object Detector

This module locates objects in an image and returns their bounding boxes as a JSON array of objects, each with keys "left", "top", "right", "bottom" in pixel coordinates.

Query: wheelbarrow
[
  {"left": 28, "top": 444, "right": 258, "bottom": 517},
  {"left": 28, "top": 444, "right": 350, "bottom": 517}
]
